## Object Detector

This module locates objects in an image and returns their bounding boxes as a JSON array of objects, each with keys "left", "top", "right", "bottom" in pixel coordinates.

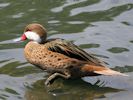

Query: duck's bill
[
  {"left": 13, "top": 37, "right": 22, "bottom": 42},
  {"left": 13, "top": 34, "right": 27, "bottom": 42}
]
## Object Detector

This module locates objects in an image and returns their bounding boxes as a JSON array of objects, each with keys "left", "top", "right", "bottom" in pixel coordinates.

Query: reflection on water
[
  {"left": 107, "top": 47, "right": 129, "bottom": 53},
  {"left": 25, "top": 79, "right": 122, "bottom": 100},
  {"left": 79, "top": 43, "right": 100, "bottom": 49},
  {"left": 130, "top": 40, "right": 133, "bottom": 43},
  {"left": 0, "top": 0, "right": 133, "bottom": 100},
  {"left": 0, "top": 61, "right": 42, "bottom": 77}
]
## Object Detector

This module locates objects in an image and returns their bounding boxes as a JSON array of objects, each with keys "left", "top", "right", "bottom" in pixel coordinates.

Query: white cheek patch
[{"left": 24, "top": 31, "right": 41, "bottom": 43}]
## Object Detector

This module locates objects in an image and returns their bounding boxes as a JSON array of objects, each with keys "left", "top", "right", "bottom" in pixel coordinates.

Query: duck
[{"left": 17, "top": 23, "right": 127, "bottom": 86}]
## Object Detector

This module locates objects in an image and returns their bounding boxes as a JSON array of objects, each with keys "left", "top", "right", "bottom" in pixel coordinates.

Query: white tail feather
[{"left": 94, "top": 69, "right": 128, "bottom": 76}]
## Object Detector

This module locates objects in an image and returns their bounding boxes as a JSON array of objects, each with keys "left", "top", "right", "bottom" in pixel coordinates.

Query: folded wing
[{"left": 44, "top": 38, "right": 105, "bottom": 66}]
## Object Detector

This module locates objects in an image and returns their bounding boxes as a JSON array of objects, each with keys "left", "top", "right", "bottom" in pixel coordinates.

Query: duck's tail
[
  {"left": 81, "top": 64, "right": 128, "bottom": 76},
  {"left": 94, "top": 68, "right": 128, "bottom": 76}
]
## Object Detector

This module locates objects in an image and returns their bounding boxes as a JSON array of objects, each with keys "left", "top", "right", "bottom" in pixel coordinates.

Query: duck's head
[{"left": 20, "top": 23, "right": 47, "bottom": 43}]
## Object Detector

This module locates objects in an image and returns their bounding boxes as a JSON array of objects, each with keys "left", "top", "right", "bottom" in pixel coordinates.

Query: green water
[{"left": 0, "top": 0, "right": 133, "bottom": 100}]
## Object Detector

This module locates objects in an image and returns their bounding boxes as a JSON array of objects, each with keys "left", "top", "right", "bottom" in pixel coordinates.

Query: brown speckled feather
[
  {"left": 44, "top": 38, "right": 105, "bottom": 67},
  {"left": 24, "top": 41, "right": 79, "bottom": 71},
  {"left": 24, "top": 40, "right": 126, "bottom": 78}
]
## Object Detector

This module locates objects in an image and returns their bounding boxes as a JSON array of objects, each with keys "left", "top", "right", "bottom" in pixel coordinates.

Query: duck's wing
[{"left": 44, "top": 38, "right": 105, "bottom": 66}]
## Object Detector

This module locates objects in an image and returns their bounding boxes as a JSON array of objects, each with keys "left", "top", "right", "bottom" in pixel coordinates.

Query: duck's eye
[{"left": 26, "top": 29, "right": 31, "bottom": 31}]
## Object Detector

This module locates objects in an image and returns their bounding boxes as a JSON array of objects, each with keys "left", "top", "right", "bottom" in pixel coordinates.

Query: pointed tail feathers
[
  {"left": 94, "top": 69, "right": 128, "bottom": 76},
  {"left": 81, "top": 64, "right": 128, "bottom": 76}
]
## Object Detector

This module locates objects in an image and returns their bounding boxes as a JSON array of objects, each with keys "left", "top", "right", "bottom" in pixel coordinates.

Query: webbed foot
[{"left": 44, "top": 72, "right": 71, "bottom": 86}]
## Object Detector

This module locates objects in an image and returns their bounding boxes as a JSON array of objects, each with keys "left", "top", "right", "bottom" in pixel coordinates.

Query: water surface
[{"left": 0, "top": 0, "right": 133, "bottom": 100}]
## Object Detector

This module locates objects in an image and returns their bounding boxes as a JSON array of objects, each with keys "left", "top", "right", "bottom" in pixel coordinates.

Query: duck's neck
[{"left": 38, "top": 36, "right": 46, "bottom": 44}]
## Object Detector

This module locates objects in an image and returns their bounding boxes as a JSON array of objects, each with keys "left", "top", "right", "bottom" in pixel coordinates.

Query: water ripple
[
  {"left": 70, "top": 0, "right": 133, "bottom": 16},
  {"left": 51, "top": 0, "right": 87, "bottom": 13},
  {"left": 0, "top": 3, "right": 10, "bottom": 8}
]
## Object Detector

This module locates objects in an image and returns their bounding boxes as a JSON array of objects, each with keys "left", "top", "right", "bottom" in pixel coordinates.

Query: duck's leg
[{"left": 45, "top": 72, "right": 71, "bottom": 86}]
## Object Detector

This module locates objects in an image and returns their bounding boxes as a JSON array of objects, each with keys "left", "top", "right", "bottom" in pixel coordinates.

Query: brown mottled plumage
[{"left": 19, "top": 23, "right": 127, "bottom": 86}]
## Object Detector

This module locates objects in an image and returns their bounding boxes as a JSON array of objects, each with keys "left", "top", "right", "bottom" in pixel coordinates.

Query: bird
[{"left": 16, "top": 23, "right": 127, "bottom": 86}]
